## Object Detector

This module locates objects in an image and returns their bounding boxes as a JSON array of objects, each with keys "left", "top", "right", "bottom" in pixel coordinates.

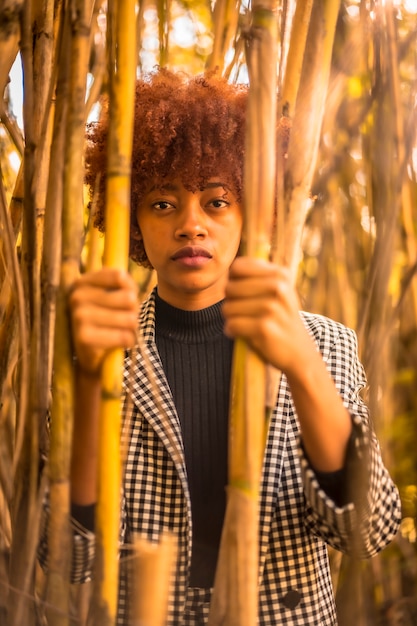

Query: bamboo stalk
[
  {"left": 208, "top": 0, "right": 241, "bottom": 74},
  {"left": 131, "top": 532, "right": 177, "bottom": 626},
  {"left": 157, "top": 0, "right": 171, "bottom": 68},
  {"left": 91, "top": 1, "right": 136, "bottom": 624},
  {"left": 85, "top": 7, "right": 106, "bottom": 120},
  {"left": 384, "top": 2, "right": 417, "bottom": 328},
  {"left": 85, "top": 180, "right": 104, "bottom": 273},
  {"left": 280, "top": 0, "right": 313, "bottom": 117},
  {"left": 0, "top": 166, "right": 23, "bottom": 373},
  {"left": 45, "top": 2, "right": 95, "bottom": 624},
  {"left": 0, "top": 0, "right": 22, "bottom": 109},
  {"left": 7, "top": 1, "right": 42, "bottom": 623},
  {"left": 208, "top": 2, "right": 278, "bottom": 624},
  {"left": 39, "top": 0, "right": 69, "bottom": 450},
  {"left": 284, "top": 0, "right": 342, "bottom": 278},
  {"left": 0, "top": 162, "right": 28, "bottom": 508}
]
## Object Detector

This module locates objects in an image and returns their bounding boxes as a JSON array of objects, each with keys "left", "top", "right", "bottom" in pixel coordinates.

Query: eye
[
  {"left": 208, "top": 198, "right": 230, "bottom": 209},
  {"left": 152, "top": 200, "right": 175, "bottom": 211}
]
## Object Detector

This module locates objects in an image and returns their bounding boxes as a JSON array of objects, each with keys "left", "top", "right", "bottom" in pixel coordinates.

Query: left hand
[
  {"left": 223, "top": 256, "right": 354, "bottom": 472},
  {"left": 223, "top": 257, "right": 317, "bottom": 377}
]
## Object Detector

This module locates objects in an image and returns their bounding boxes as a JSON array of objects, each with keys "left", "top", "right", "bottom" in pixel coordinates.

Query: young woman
[{"left": 41, "top": 69, "right": 401, "bottom": 625}]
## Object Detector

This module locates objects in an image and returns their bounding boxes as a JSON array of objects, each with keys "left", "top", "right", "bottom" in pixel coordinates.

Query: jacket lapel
[
  {"left": 123, "top": 291, "right": 189, "bottom": 496},
  {"left": 258, "top": 372, "right": 291, "bottom": 578}
]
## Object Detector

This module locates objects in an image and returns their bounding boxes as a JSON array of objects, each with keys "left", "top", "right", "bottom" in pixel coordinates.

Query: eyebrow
[
  {"left": 204, "top": 182, "right": 230, "bottom": 191},
  {"left": 148, "top": 181, "right": 230, "bottom": 193},
  {"left": 149, "top": 182, "right": 178, "bottom": 192}
]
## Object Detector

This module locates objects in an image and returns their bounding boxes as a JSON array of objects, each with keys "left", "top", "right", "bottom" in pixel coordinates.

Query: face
[{"left": 135, "top": 179, "right": 243, "bottom": 310}]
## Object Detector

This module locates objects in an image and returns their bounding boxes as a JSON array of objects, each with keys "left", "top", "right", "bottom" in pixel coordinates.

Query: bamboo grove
[{"left": 0, "top": 1, "right": 416, "bottom": 625}]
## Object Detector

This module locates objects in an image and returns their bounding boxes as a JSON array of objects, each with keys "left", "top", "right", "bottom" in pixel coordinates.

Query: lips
[{"left": 171, "top": 246, "right": 212, "bottom": 260}]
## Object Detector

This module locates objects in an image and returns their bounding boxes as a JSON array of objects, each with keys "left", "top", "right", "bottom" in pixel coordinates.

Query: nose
[{"left": 174, "top": 198, "right": 208, "bottom": 240}]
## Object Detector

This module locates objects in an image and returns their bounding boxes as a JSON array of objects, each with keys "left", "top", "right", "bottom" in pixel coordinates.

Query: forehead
[{"left": 148, "top": 178, "right": 233, "bottom": 192}]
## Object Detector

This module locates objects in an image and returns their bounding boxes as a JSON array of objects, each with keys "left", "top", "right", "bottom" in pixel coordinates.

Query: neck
[
  {"left": 154, "top": 292, "right": 225, "bottom": 342},
  {"left": 156, "top": 285, "right": 226, "bottom": 311}
]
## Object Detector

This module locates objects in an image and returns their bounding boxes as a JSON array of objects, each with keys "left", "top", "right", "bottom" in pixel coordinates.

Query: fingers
[
  {"left": 70, "top": 268, "right": 137, "bottom": 300},
  {"left": 224, "top": 257, "right": 297, "bottom": 316},
  {"left": 227, "top": 256, "right": 290, "bottom": 281},
  {"left": 68, "top": 269, "right": 139, "bottom": 375},
  {"left": 223, "top": 257, "right": 305, "bottom": 371},
  {"left": 226, "top": 258, "right": 293, "bottom": 299},
  {"left": 72, "top": 307, "right": 138, "bottom": 348}
]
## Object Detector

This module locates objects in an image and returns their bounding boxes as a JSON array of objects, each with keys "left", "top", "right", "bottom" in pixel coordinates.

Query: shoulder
[
  {"left": 300, "top": 311, "right": 359, "bottom": 360},
  {"left": 300, "top": 310, "right": 352, "bottom": 335},
  {"left": 139, "top": 288, "right": 157, "bottom": 341}
]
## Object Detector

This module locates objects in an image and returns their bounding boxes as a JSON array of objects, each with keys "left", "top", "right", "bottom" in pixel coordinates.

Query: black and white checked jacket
[{"left": 41, "top": 289, "right": 401, "bottom": 625}]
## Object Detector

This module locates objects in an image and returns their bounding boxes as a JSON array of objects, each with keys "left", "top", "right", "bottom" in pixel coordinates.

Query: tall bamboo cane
[
  {"left": 90, "top": 2, "right": 136, "bottom": 624},
  {"left": 208, "top": 0, "right": 241, "bottom": 74},
  {"left": 284, "top": 0, "right": 342, "bottom": 276},
  {"left": 131, "top": 532, "right": 177, "bottom": 626},
  {"left": 7, "top": 1, "right": 43, "bottom": 623},
  {"left": 45, "top": 2, "right": 95, "bottom": 624},
  {"left": 0, "top": 0, "right": 22, "bottom": 149},
  {"left": 157, "top": 0, "right": 171, "bottom": 67},
  {"left": 208, "top": 2, "right": 278, "bottom": 624},
  {"left": 280, "top": 0, "right": 314, "bottom": 118}
]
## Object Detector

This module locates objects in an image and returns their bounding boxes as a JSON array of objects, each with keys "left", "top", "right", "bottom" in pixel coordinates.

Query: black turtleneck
[{"left": 154, "top": 292, "right": 234, "bottom": 588}]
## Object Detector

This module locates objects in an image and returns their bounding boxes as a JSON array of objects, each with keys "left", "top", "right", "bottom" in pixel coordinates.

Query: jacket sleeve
[
  {"left": 298, "top": 320, "right": 401, "bottom": 558},
  {"left": 37, "top": 494, "right": 127, "bottom": 584}
]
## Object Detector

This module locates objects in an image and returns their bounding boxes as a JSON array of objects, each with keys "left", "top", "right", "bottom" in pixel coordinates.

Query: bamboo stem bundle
[
  {"left": 45, "top": 2, "right": 94, "bottom": 624},
  {"left": 208, "top": 2, "right": 279, "bottom": 624},
  {"left": 7, "top": 2, "right": 43, "bottom": 622},
  {"left": 91, "top": 2, "right": 136, "bottom": 624}
]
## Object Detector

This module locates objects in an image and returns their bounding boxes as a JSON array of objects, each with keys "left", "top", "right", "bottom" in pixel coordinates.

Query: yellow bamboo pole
[
  {"left": 384, "top": 3, "right": 417, "bottom": 324},
  {"left": 7, "top": 1, "right": 43, "bottom": 622},
  {"left": 157, "top": 0, "right": 171, "bottom": 67},
  {"left": 208, "top": 2, "right": 279, "bottom": 624},
  {"left": 91, "top": 1, "right": 136, "bottom": 624},
  {"left": 0, "top": 0, "right": 22, "bottom": 164},
  {"left": 0, "top": 167, "right": 23, "bottom": 391},
  {"left": 42, "top": 3, "right": 91, "bottom": 626},
  {"left": 284, "top": 0, "right": 342, "bottom": 277},
  {"left": 45, "top": 1, "right": 95, "bottom": 624},
  {"left": 0, "top": 159, "right": 29, "bottom": 520},
  {"left": 0, "top": 1, "right": 21, "bottom": 110},
  {"left": 131, "top": 532, "right": 177, "bottom": 626},
  {"left": 40, "top": 2, "right": 70, "bottom": 415},
  {"left": 207, "top": 0, "right": 241, "bottom": 74},
  {"left": 280, "top": 0, "right": 314, "bottom": 117}
]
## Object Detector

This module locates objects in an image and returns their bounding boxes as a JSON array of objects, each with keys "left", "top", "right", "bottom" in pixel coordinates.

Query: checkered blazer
[{"left": 46, "top": 290, "right": 401, "bottom": 625}]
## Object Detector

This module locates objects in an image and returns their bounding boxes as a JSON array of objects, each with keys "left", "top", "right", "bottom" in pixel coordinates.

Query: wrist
[{"left": 74, "top": 357, "right": 102, "bottom": 381}]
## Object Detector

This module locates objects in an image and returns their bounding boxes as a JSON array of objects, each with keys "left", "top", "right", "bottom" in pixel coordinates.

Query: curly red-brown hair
[{"left": 84, "top": 68, "right": 249, "bottom": 267}]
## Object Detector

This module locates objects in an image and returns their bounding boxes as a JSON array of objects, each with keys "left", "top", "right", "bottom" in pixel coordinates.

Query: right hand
[{"left": 69, "top": 268, "right": 140, "bottom": 377}]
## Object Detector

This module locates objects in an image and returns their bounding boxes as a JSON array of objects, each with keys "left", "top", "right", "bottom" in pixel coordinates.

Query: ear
[{"left": 131, "top": 226, "right": 142, "bottom": 241}]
